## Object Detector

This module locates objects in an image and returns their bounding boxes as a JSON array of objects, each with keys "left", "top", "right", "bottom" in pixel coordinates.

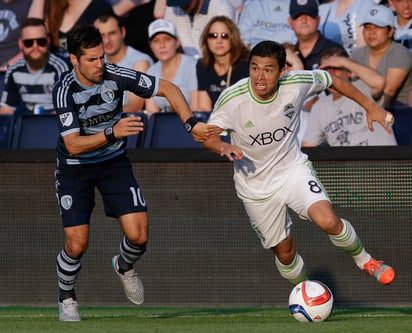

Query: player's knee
[
  {"left": 65, "top": 240, "right": 88, "bottom": 258},
  {"left": 127, "top": 233, "right": 148, "bottom": 247},
  {"left": 319, "top": 216, "right": 342, "bottom": 235}
]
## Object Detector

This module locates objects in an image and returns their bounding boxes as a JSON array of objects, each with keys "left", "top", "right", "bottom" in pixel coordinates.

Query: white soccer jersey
[{"left": 208, "top": 70, "right": 332, "bottom": 200}]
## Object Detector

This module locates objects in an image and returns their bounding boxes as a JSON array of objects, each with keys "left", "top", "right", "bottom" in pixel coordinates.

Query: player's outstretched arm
[
  {"left": 202, "top": 135, "right": 243, "bottom": 162},
  {"left": 330, "top": 73, "right": 394, "bottom": 134},
  {"left": 156, "top": 79, "right": 222, "bottom": 142}
]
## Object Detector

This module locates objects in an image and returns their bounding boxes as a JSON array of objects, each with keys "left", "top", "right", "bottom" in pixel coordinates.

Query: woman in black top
[{"left": 196, "top": 16, "right": 250, "bottom": 111}]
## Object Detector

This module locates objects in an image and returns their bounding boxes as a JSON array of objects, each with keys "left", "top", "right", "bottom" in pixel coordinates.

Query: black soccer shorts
[{"left": 55, "top": 154, "right": 147, "bottom": 227}]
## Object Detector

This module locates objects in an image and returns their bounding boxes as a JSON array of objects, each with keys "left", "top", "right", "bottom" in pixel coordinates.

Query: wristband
[
  {"left": 183, "top": 116, "right": 199, "bottom": 133},
  {"left": 104, "top": 126, "right": 116, "bottom": 143}
]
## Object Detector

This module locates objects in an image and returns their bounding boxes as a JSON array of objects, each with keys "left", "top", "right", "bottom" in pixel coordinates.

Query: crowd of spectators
[{"left": 0, "top": 0, "right": 411, "bottom": 147}]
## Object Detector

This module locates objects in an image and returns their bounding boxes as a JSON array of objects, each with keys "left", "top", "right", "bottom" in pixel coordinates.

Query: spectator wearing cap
[
  {"left": 288, "top": 0, "right": 346, "bottom": 70},
  {"left": 144, "top": 18, "right": 198, "bottom": 115},
  {"left": 318, "top": 0, "right": 377, "bottom": 55},
  {"left": 351, "top": 5, "right": 412, "bottom": 107},
  {"left": 389, "top": 0, "right": 412, "bottom": 54}
]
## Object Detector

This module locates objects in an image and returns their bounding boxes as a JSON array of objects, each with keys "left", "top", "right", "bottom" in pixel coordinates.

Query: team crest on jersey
[
  {"left": 101, "top": 84, "right": 115, "bottom": 103},
  {"left": 59, "top": 112, "right": 73, "bottom": 127},
  {"left": 60, "top": 195, "right": 73, "bottom": 210},
  {"left": 314, "top": 73, "right": 323, "bottom": 86},
  {"left": 138, "top": 75, "right": 153, "bottom": 89},
  {"left": 283, "top": 103, "right": 295, "bottom": 119}
]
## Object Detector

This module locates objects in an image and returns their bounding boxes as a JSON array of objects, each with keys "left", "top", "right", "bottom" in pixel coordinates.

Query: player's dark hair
[
  {"left": 67, "top": 25, "right": 103, "bottom": 59},
  {"left": 249, "top": 41, "right": 286, "bottom": 69}
]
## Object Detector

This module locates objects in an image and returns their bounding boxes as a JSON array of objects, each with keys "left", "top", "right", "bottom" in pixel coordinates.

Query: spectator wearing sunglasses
[
  {"left": 0, "top": 0, "right": 45, "bottom": 72},
  {"left": 0, "top": 17, "right": 69, "bottom": 115},
  {"left": 196, "top": 15, "right": 249, "bottom": 111}
]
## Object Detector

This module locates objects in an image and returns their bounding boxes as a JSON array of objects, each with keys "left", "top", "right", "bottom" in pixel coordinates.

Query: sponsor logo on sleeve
[
  {"left": 59, "top": 112, "right": 73, "bottom": 127},
  {"left": 138, "top": 75, "right": 153, "bottom": 89}
]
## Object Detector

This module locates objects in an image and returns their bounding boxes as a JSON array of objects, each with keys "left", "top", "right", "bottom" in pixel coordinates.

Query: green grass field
[{"left": 0, "top": 307, "right": 411, "bottom": 333}]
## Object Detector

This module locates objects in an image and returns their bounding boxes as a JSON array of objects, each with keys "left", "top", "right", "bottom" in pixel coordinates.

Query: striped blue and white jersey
[
  {"left": 394, "top": 19, "right": 412, "bottom": 55},
  {"left": 208, "top": 70, "right": 332, "bottom": 200},
  {"left": 1, "top": 53, "right": 69, "bottom": 112},
  {"left": 53, "top": 62, "right": 159, "bottom": 165}
]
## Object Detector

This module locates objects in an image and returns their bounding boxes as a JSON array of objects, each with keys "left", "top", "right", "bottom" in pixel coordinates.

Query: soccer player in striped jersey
[
  {"left": 203, "top": 40, "right": 396, "bottom": 293},
  {"left": 53, "top": 24, "right": 220, "bottom": 321}
]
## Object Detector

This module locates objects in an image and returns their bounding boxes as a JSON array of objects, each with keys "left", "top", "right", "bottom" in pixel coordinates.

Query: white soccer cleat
[
  {"left": 112, "top": 255, "right": 144, "bottom": 305},
  {"left": 58, "top": 298, "right": 81, "bottom": 321}
]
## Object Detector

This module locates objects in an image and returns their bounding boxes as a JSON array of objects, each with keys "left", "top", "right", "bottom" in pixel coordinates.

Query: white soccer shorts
[{"left": 241, "top": 161, "right": 330, "bottom": 249}]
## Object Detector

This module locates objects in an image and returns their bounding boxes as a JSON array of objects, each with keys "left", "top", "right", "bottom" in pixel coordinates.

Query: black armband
[
  {"left": 183, "top": 116, "right": 199, "bottom": 133},
  {"left": 104, "top": 126, "right": 116, "bottom": 143}
]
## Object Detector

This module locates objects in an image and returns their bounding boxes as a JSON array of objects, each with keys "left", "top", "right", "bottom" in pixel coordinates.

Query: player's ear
[
  {"left": 18, "top": 38, "right": 23, "bottom": 51},
  {"left": 69, "top": 53, "right": 79, "bottom": 68},
  {"left": 279, "top": 66, "right": 286, "bottom": 78}
]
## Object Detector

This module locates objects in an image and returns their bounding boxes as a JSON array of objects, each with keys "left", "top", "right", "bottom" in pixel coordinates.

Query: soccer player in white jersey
[
  {"left": 202, "top": 40, "right": 396, "bottom": 291},
  {"left": 53, "top": 25, "right": 220, "bottom": 322}
]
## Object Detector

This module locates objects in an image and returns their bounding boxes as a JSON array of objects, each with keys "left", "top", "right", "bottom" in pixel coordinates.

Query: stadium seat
[
  {"left": 144, "top": 112, "right": 211, "bottom": 148},
  {"left": 11, "top": 114, "right": 59, "bottom": 149},
  {"left": 122, "top": 112, "right": 148, "bottom": 148},
  {"left": 386, "top": 106, "right": 412, "bottom": 145},
  {"left": 0, "top": 114, "right": 14, "bottom": 148}
]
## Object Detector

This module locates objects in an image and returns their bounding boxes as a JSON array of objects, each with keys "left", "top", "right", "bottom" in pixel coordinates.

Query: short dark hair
[
  {"left": 21, "top": 17, "right": 47, "bottom": 35},
  {"left": 320, "top": 47, "right": 349, "bottom": 60},
  {"left": 67, "top": 25, "right": 103, "bottom": 59},
  {"left": 249, "top": 41, "right": 286, "bottom": 69},
  {"left": 95, "top": 13, "right": 124, "bottom": 29}
]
